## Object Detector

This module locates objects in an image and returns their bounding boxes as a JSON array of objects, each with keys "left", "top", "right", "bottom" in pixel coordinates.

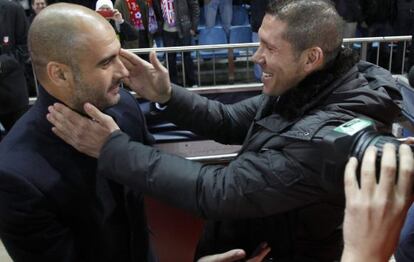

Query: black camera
[{"left": 318, "top": 118, "right": 412, "bottom": 185}]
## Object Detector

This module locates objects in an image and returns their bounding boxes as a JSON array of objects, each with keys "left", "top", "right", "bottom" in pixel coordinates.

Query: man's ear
[
  {"left": 303, "top": 47, "right": 324, "bottom": 73},
  {"left": 46, "top": 62, "right": 72, "bottom": 87}
]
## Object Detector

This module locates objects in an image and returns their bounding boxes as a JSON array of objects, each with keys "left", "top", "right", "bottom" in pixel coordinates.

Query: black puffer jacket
[{"left": 98, "top": 49, "right": 401, "bottom": 261}]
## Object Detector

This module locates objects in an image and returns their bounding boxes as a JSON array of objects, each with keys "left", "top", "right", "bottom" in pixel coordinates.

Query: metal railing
[
  {"left": 128, "top": 35, "right": 413, "bottom": 87},
  {"left": 343, "top": 35, "right": 412, "bottom": 74},
  {"left": 129, "top": 43, "right": 259, "bottom": 87},
  {"left": 30, "top": 35, "right": 412, "bottom": 102}
]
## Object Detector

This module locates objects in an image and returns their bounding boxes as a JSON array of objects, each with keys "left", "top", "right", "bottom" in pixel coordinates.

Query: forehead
[
  {"left": 78, "top": 24, "right": 120, "bottom": 64},
  {"left": 259, "top": 15, "right": 287, "bottom": 43},
  {"left": 33, "top": 0, "right": 45, "bottom": 4}
]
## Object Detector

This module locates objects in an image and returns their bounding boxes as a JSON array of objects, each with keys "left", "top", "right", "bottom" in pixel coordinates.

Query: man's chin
[
  {"left": 102, "top": 94, "right": 121, "bottom": 110},
  {"left": 262, "top": 84, "right": 277, "bottom": 96}
]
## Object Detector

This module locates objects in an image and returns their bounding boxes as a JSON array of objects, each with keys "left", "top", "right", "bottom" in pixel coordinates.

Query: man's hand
[
  {"left": 112, "top": 9, "right": 124, "bottom": 24},
  {"left": 47, "top": 103, "right": 120, "bottom": 158},
  {"left": 198, "top": 244, "right": 271, "bottom": 262},
  {"left": 341, "top": 144, "right": 414, "bottom": 262},
  {"left": 120, "top": 49, "right": 172, "bottom": 104}
]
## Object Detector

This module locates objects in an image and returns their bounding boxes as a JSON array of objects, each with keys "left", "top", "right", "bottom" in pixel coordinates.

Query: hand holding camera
[
  {"left": 95, "top": 0, "right": 124, "bottom": 23},
  {"left": 97, "top": 8, "right": 124, "bottom": 24}
]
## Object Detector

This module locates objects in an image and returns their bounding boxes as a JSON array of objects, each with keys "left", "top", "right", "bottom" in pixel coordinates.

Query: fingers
[
  {"left": 47, "top": 103, "right": 92, "bottom": 148},
  {"left": 397, "top": 144, "right": 414, "bottom": 198},
  {"left": 197, "top": 249, "right": 246, "bottom": 262},
  {"left": 47, "top": 103, "right": 81, "bottom": 130},
  {"left": 377, "top": 143, "right": 397, "bottom": 196},
  {"left": 247, "top": 244, "right": 271, "bottom": 262},
  {"left": 120, "top": 49, "right": 150, "bottom": 68},
  {"left": 84, "top": 103, "right": 120, "bottom": 133},
  {"left": 84, "top": 103, "right": 106, "bottom": 123},
  {"left": 360, "top": 146, "right": 377, "bottom": 194},
  {"left": 344, "top": 157, "right": 359, "bottom": 198},
  {"left": 149, "top": 51, "right": 167, "bottom": 73}
]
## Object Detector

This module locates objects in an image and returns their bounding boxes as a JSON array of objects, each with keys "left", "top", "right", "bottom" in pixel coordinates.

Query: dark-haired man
[{"left": 47, "top": 0, "right": 402, "bottom": 260}]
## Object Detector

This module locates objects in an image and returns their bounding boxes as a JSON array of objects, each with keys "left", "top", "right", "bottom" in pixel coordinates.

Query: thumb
[
  {"left": 149, "top": 51, "right": 165, "bottom": 72},
  {"left": 83, "top": 103, "right": 107, "bottom": 123},
  {"left": 198, "top": 249, "right": 246, "bottom": 262}
]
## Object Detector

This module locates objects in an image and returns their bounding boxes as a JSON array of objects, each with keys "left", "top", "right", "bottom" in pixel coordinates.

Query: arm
[
  {"left": 0, "top": 171, "right": 77, "bottom": 262},
  {"left": 341, "top": 144, "right": 414, "bottom": 262},
  {"left": 120, "top": 49, "right": 259, "bottom": 144},
  {"left": 119, "top": 20, "right": 140, "bottom": 41},
  {"left": 111, "top": 9, "right": 140, "bottom": 41},
  {"left": 47, "top": 103, "right": 326, "bottom": 219},
  {"left": 160, "top": 85, "right": 261, "bottom": 144}
]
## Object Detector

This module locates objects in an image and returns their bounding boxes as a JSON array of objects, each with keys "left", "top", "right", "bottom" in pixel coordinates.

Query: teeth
[{"left": 263, "top": 73, "right": 273, "bottom": 77}]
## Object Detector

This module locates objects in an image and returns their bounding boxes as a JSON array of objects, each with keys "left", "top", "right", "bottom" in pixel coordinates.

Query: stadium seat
[
  {"left": 198, "top": 26, "right": 228, "bottom": 59},
  {"left": 231, "top": 5, "right": 249, "bottom": 25},
  {"left": 229, "top": 25, "right": 253, "bottom": 57}
]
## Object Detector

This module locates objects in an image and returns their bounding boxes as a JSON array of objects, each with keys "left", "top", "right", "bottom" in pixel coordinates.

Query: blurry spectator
[
  {"left": 332, "top": 0, "right": 362, "bottom": 38},
  {"left": 0, "top": 0, "right": 29, "bottom": 132},
  {"left": 204, "top": 0, "right": 232, "bottom": 38},
  {"left": 95, "top": 0, "right": 140, "bottom": 48},
  {"left": 159, "top": 0, "right": 199, "bottom": 87},
  {"left": 394, "top": 0, "right": 414, "bottom": 71},
  {"left": 360, "top": 0, "right": 396, "bottom": 37},
  {"left": 28, "top": 0, "right": 47, "bottom": 24},
  {"left": 360, "top": 0, "right": 396, "bottom": 70},
  {"left": 14, "top": 0, "right": 31, "bottom": 15},
  {"left": 115, "top": 0, "right": 162, "bottom": 53},
  {"left": 251, "top": 0, "right": 269, "bottom": 81}
]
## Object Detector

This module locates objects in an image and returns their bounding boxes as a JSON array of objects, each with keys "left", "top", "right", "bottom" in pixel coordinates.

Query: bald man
[{"left": 0, "top": 4, "right": 156, "bottom": 261}]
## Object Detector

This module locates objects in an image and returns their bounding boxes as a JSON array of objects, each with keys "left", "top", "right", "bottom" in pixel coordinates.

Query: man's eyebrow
[{"left": 96, "top": 54, "right": 117, "bottom": 66}]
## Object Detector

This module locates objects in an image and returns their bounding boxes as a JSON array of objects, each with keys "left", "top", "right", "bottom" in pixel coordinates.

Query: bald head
[{"left": 29, "top": 3, "right": 115, "bottom": 82}]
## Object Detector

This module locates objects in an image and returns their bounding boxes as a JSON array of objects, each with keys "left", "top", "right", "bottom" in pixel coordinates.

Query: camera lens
[{"left": 352, "top": 130, "right": 405, "bottom": 183}]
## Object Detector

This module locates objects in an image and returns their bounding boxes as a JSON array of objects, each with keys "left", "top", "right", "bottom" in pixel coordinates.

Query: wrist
[
  {"left": 341, "top": 248, "right": 387, "bottom": 262},
  {"left": 158, "top": 88, "right": 172, "bottom": 105}
]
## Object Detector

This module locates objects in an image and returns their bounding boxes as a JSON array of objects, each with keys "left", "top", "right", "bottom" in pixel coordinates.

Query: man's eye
[{"left": 102, "top": 60, "right": 112, "bottom": 67}]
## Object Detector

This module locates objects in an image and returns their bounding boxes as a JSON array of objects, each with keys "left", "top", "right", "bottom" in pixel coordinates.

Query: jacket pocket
[{"left": 264, "top": 149, "right": 304, "bottom": 186}]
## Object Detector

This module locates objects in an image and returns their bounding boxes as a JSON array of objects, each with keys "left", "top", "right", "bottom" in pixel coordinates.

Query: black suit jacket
[{"left": 0, "top": 86, "right": 155, "bottom": 262}]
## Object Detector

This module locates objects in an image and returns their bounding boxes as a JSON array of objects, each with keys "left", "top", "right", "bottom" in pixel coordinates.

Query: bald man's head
[{"left": 28, "top": 3, "right": 114, "bottom": 83}]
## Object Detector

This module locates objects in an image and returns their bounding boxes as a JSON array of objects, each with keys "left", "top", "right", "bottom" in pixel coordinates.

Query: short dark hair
[{"left": 266, "top": 0, "right": 344, "bottom": 64}]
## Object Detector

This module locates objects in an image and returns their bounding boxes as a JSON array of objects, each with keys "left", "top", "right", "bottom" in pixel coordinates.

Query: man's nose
[
  {"left": 252, "top": 47, "right": 264, "bottom": 65},
  {"left": 116, "top": 57, "right": 129, "bottom": 78}
]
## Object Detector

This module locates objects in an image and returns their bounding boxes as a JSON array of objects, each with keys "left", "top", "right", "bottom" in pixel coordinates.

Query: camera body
[
  {"left": 320, "top": 118, "right": 410, "bottom": 185},
  {"left": 97, "top": 9, "right": 114, "bottom": 18}
]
